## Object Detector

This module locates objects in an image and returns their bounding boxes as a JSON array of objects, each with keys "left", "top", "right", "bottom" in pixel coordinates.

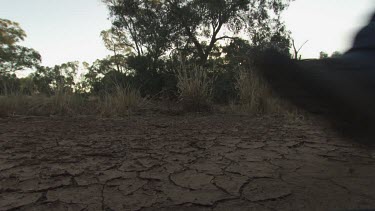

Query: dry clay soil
[{"left": 0, "top": 114, "right": 375, "bottom": 211}]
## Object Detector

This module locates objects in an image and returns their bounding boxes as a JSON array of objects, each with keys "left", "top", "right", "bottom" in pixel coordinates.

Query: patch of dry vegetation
[
  {"left": 0, "top": 86, "right": 146, "bottom": 117},
  {"left": 0, "top": 66, "right": 304, "bottom": 118},
  {"left": 232, "top": 67, "right": 303, "bottom": 120},
  {"left": 99, "top": 86, "right": 146, "bottom": 117},
  {"left": 0, "top": 94, "right": 85, "bottom": 117},
  {"left": 176, "top": 64, "right": 215, "bottom": 112},
  {"left": 234, "top": 68, "right": 282, "bottom": 114}
]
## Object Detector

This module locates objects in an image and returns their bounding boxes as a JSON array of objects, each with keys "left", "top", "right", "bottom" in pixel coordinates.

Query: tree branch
[
  {"left": 215, "top": 36, "right": 236, "bottom": 41},
  {"left": 292, "top": 39, "right": 308, "bottom": 60},
  {"left": 167, "top": 0, "right": 206, "bottom": 60},
  {"left": 297, "top": 40, "right": 309, "bottom": 53}
]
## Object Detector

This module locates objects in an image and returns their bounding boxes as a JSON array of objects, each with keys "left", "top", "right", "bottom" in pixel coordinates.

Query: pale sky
[
  {"left": 1, "top": 0, "right": 374, "bottom": 67},
  {"left": 283, "top": 0, "right": 375, "bottom": 58},
  {"left": 0, "top": 0, "right": 112, "bottom": 67}
]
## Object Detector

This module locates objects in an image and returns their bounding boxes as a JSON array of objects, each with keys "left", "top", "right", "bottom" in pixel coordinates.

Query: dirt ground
[{"left": 0, "top": 113, "right": 374, "bottom": 211}]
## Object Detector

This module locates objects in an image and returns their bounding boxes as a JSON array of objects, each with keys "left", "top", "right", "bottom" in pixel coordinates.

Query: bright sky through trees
[{"left": 1, "top": 0, "right": 374, "bottom": 66}]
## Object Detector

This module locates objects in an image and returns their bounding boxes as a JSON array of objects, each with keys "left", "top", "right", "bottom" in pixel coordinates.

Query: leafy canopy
[
  {"left": 103, "top": 0, "right": 293, "bottom": 64},
  {"left": 0, "top": 18, "right": 41, "bottom": 74}
]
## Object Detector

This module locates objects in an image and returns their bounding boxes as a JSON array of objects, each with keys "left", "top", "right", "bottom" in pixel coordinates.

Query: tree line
[{"left": 0, "top": 0, "right": 339, "bottom": 104}]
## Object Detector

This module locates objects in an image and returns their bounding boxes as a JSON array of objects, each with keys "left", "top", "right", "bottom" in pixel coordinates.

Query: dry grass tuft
[
  {"left": 50, "top": 92, "right": 85, "bottom": 115},
  {"left": 176, "top": 64, "right": 214, "bottom": 112},
  {"left": 99, "top": 86, "right": 145, "bottom": 117},
  {"left": 233, "top": 67, "right": 306, "bottom": 121},
  {"left": 235, "top": 68, "right": 283, "bottom": 114},
  {"left": 0, "top": 93, "right": 86, "bottom": 117},
  {"left": 0, "top": 86, "right": 145, "bottom": 117}
]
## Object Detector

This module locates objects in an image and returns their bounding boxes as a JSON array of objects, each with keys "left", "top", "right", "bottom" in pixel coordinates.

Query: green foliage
[
  {"left": 126, "top": 55, "right": 178, "bottom": 97},
  {"left": 331, "top": 51, "right": 342, "bottom": 58},
  {"left": 101, "top": 28, "right": 133, "bottom": 57},
  {"left": 0, "top": 18, "right": 26, "bottom": 46},
  {"left": 101, "top": 28, "right": 132, "bottom": 73},
  {"left": 98, "top": 0, "right": 293, "bottom": 101},
  {"left": 127, "top": 55, "right": 161, "bottom": 95},
  {"left": 93, "top": 71, "right": 133, "bottom": 95},
  {"left": 319, "top": 51, "right": 329, "bottom": 59},
  {"left": 0, "top": 6, "right": 296, "bottom": 117},
  {"left": 19, "top": 76, "right": 36, "bottom": 95},
  {"left": 0, "top": 73, "right": 36, "bottom": 96},
  {"left": 32, "top": 62, "right": 79, "bottom": 95},
  {"left": 212, "top": 67, "right": 237, "bottom": 104},
  {"left": 209, "top": 37, "right": 291, "bottom": 104},
  {"left": 0, "top": 73, "right": 20, "bottom": 95},
  {"left": 223, "top": 38, "right": 253, "bottom": 68},
  {"left": 0, "top": 18, "right": 41, "bottom": 75},
  {"left": 103, "top": 0, "right": 292, "bottom": 64}
]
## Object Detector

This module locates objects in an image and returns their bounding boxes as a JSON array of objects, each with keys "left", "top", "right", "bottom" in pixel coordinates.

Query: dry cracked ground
[{"left": 0, "top": 114, "right": 375, "bottom": 211}]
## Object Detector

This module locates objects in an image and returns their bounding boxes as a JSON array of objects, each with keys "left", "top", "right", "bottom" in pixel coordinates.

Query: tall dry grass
[
  {"left": 0, "top": 93, "right": 86, "bottom": 117},
  {"left": 235, "top": 68, "right": 283, "bottom": 114},
  {"left": 52, "top": 92, "right": 86, "bottom": 115},
  {"left": 0, "top": 95, "right": 27, "bottom": 117},
  {"left": 0, "top": 85, "right": 145, "bottom": 117},
  {"left": 234, "top": 67, "right": 305, "bottom": 121},
  {"left": 99, "top": 85, "right": 145, "bottom": 117},
  {"left": 176, "top": 64, "right": 214, "bottom": 112}
]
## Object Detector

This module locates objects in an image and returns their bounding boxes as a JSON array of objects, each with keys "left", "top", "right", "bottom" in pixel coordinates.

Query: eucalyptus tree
[
  {"left": 101, "top": 28, "right": 132, "bottom": 73},
  {"left": 0, "top": 18, "right": 41, "bottom": 75},
  {"left": 33, "top": 62, "right": 79, "bottom": 95},
  {"left": 102, "top": 0, "right": 293, "bottom": 64}
]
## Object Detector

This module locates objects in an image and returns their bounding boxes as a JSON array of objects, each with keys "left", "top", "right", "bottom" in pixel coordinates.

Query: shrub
[
  {"left": 212, "top": 68, "right": 237, "bottom": 104},
  {"left": 176, "top": 64, "right": 214, "bottom": 112},
  {"left": 235, "top": 67, "right": 282, "bottom": 114},
  {"left": 0, "top": 93, "right": 87, "bottom": 117},
  {"left": 0, "top": 95, "right": 22, "bottom": 117},
  {"left": 51, "top": 92, "right": 86, "bottom": 115},
  {"left": 99, "top": 85, "right": 145, "bottom": 117}
]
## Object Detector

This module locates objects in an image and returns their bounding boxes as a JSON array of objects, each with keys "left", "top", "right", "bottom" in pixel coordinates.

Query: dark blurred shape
[
  {"left": 259, "top": 12, "right": 375, "bottom": 142},
  {"left": 351, "top": 13, "right": 375, "bottom": 50}
]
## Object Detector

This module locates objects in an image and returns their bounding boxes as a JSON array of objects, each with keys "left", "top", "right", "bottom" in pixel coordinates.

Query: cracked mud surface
[{"left": 0, "top": 114, "right": 374, "bottom": 211}]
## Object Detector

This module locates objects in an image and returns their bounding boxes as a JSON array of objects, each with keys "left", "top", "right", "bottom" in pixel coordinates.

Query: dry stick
[{"left": 292, "top": 39, "right": 309, "bottom": 60}]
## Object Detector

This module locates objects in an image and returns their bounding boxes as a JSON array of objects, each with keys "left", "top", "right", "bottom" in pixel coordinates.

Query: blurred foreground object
[{"left": 259, "top": 13, "right": 375, "bottom": 142}]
